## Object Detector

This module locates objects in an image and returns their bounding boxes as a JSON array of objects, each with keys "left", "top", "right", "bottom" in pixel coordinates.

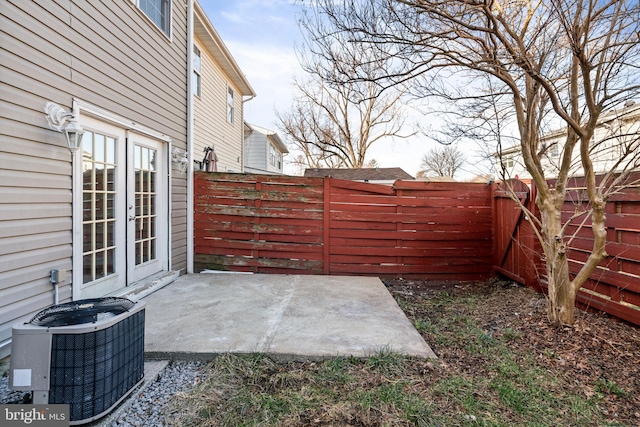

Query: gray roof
[{"left": 303, "top": 167, "right": 414, "bottom": 181}]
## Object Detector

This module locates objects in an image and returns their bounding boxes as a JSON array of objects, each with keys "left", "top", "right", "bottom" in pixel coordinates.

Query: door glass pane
[
  {"left": 95, "top": 134, "right": 105, "bottom": 163},
  {"left": 106, "top": 165, "right": 115, "bottom": 191},
  {"left": 83, "top": 193, "right": 92, "bottom": 221},
  {"left": 106, "top": 137, "right": 115, "bottom": 164},
  {"left": 82, "top": 130, "right": 118, "bottom": 284},
  {"left": 95, "top": 192, "right": 105, "bottom": 220},
  {"left": 106, "top": 249, "right": 115, "bottom": 275},
  {"left": 134, "top": 144, "right": 157, "bottom": 266}
]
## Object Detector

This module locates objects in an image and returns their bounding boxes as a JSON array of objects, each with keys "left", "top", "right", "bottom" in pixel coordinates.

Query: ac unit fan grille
[
  {"left": 48, "top": 310, "right": 145, "bottom": 422},
  {"left": 29, "top": 297, "right": 137, "bottom": 327}
]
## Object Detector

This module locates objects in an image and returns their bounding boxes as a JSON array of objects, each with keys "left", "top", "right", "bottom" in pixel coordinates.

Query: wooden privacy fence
[
  {"left": 493, "top": 177, "right": 640, "bottom": 326},
  {"left": 194, "top": 171, "right": 640, "bottom": 326},
  {"left": 194, "top": 172, "right": 493, "bottom": 280}
]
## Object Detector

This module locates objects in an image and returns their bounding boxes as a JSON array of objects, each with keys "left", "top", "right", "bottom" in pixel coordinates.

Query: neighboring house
[
  {"left": 244, "top": 122, "right": 289, "bottom": 175},
  {"left": 0, "top": 0, "right": 252, "bottom": 359},
  {"left": 304, "top": 167, "right": 415, "bottom": 185},
  {"left": 193, "top": 2, "right": 255, "bottom": 174},
  {"left": 494, "top": 101, "right": 640, "bottom": 181}
]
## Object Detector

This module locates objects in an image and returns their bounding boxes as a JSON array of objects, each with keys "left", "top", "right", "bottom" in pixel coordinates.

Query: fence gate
[{"left": 492, "top": 179, "right": 539, "bottom": 288}]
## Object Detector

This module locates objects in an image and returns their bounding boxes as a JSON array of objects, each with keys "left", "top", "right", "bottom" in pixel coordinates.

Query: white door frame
[
  {"left": 71, "top": 99, "right": 172, "bottom": 300},
  {"left": 126, "top": 131, "right": 169, "bottom": 283}
]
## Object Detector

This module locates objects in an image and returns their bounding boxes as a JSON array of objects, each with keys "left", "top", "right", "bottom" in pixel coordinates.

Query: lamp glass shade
[{"left": 64, "top": 120, "right": 85, "bottom": 153}]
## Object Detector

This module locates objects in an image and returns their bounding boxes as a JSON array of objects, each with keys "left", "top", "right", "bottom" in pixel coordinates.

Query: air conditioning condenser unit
[{"left": 9, "top": 297, "right": 145, "bottom": 425}]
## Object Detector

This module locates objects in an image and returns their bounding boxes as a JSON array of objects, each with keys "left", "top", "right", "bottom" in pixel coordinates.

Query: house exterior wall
[
  {"left": 244, "top": 130, "right": 268, "bottom": 173},
  {"left": 495, "top": 103, "right": 640, "bottom": 180},
  {"left": 243, "top": 127, "right": 287, "bottom": 175},
  {"left": 265, "top": 138, "right": 284, "bottom": 174},
  {"left": 193, "top": 36, "right": 244, "bottom": 173},
  {"left": 0, "top": 0, "right": 188, "bottom": 358}
]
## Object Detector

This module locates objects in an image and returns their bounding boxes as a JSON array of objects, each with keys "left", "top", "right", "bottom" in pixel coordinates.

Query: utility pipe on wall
[{"left": 186, "top": 0, "right": 195, "bottom": 274}]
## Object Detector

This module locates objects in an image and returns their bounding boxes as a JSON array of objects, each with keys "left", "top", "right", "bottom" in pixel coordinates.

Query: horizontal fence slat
[
  {"left": 194, "top": 172, "right": 493, "bottom": 279},
  {"left": 494, "top": 173, "right": 640, "bottom": 326}
]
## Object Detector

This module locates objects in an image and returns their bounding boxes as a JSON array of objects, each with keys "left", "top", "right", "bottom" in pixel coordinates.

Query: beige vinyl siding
[
  {"left": 193, "top": 37, "right": 245, "bottom": 173},
  {"left": 0, "top": 0, "right": 188, "bottom": 357}
]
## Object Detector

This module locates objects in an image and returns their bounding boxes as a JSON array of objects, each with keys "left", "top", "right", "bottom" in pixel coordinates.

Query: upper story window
[
  {"left": 193, "top": 45, "right": 201, "bottom": 97},
  {"left": 138, "top": 0, "right": 171, "bottom": 37},
  {"left": 227, "top": 87, "right": 234, "bottom": 123},
  {"left": 269, "top": 143, "right": 277, "bottom": 167},
  {"left": 503, "top": 156, "right": 514, "bottom": 169}
]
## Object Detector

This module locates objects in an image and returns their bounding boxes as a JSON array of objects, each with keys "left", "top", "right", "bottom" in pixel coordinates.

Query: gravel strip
[
  {"left": 1, "top": 361, "right": 206, "bottom": 427},
  {"left": 0, "top": 375, "right": 25, "bottom": 404}
]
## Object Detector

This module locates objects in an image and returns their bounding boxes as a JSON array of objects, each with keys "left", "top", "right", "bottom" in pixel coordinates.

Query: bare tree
[
  {"left": 417, "top": 145, "right": 465, "bottom": 178},
  {"left": 364, "top": 158, "right": 379, "bottom": 168},
  {"left": 303, "top": 0, "right": 640, "bottom": 325},
  {"left": 276, "top": 12, "right": 415, "bottom": 169}
]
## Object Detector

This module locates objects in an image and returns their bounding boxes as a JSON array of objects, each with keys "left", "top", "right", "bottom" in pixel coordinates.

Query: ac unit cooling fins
[{"left": 9, "top": 297, "right": 145, "bottom": 425}]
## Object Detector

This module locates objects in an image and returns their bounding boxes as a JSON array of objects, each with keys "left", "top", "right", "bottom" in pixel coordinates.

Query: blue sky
[
  {"left": 199, "top": 1, "right": 303, "bottom": 130},
  {"left": 197, "top": 1, "right": 482, "bottom": 178}
]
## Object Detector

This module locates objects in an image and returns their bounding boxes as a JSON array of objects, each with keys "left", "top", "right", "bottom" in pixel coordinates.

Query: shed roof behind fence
[{"left": 304, "top": 167, "right": 415, "bottom": 181}]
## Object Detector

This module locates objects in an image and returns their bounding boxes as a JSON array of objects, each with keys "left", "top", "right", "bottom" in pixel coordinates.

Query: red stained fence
[
  {"left": 493, "top": 177, "right": 640, "bottom": 326},
  {"left": 194, "top": 172, "right": 493, "bottom": 279},
  {"left": 194, "top": 172, "right": 640, "bottom": 325}
]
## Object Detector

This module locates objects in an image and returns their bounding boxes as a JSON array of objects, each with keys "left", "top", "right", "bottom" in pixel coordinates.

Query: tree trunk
[
  {"left": 539, "top": 197, "right": 577, "bottom": 326},
  {"left": 536, "top": 187, "right": 609, "bottom": 326},
  {"left": 546, "top": 252, "right": 576, "bottom": 326}
]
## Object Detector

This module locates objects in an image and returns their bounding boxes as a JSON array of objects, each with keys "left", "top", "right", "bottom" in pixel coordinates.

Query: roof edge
[{"left": 194, "top": 1, "right": 256, "bottom": 97}]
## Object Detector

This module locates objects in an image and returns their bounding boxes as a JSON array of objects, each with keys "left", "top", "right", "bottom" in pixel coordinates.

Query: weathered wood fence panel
[
  {"left": 194, "top": 173, "right": 326, "bottom": 274},
  {"left": 327, "top": 179, "right": 493, "bottom": 279},
  {"left": 493, "top": 176, "right": 640, "bottom": 326},
  {"left": 492, "top": 179, "right": 542, "bottom": 289},
  {"left": 194, "top": 172, "right": 494, "bottom": 279},
  {"left": 558, "top": 176, "right": 640, "bottom": 325}
]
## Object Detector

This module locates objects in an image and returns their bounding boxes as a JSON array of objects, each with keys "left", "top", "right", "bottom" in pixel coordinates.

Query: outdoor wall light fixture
[
  {"left": 171, "top": 147, "right": 189, "bottom": 174},
  {"left": 44, "top": 102, "right": 85, "bottom": 153}
]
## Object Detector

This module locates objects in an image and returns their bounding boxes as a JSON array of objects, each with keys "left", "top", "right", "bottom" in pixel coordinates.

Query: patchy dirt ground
[
  {"left": 383, "top": 277, "right": 640, "bottom": 424},
  {"left": 170, "top": 277, "right": 640, "bottom": 426}
]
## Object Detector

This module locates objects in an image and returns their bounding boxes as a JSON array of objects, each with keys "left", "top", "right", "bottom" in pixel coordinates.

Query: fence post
[
  {"left": 323, "top": 177, "right": 331, "bottom": 275},
  {"left": 396, "top": 186, "right": 403, "bottom": 269},
  {"left": 253, "top": 176, "right": 262, "bottom": 274},
  {"left": 491, "top": 181, "right": 498, "bottom": 273},
  {"left": 524, "top": 181, "right": 543, "bottom": 291}
]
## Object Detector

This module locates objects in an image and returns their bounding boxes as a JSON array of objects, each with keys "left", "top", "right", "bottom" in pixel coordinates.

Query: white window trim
[
  {"left": 71, "top": 98, "right": 173, "bottom": 299},
  {"left": 268, "top": 143, "right": 277, "bottom": 167},
  {"left": 73, "top": 99, "right": 172, "bottom": 143},
  {"left": 132, "top": 0, "right": 173, "bottom": 40},
  {"left": 227, "top": 86, "right": 235, "bottom": 124},
  {"left": 193, "top": 44, "right": 202, "bottom": 97}
]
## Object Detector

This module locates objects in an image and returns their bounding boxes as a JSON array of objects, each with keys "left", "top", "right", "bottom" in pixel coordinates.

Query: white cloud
[{"left": 222, "top": 40, "right": 301, "bottom": 130}]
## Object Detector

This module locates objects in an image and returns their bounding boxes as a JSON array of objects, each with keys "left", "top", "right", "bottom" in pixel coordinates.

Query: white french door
[
  {"left": 75, "top": 117, "right": 168, "bottom": 299},
  {"left": 127, "top": 134, "right": 167, "bottom": 282}
]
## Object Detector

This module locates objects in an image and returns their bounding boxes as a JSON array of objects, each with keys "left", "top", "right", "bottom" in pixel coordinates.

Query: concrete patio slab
[{"left": 143, "top": 273, "right": 436, "bottom": 361}]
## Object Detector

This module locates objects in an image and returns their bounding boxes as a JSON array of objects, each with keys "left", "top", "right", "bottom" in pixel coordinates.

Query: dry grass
[{"left": 165, "top": 278, "right": 640, "bottom": 426}]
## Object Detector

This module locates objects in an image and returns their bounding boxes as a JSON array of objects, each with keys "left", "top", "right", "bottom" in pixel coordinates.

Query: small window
[
  {"left": 193, "top": 45, "right": 201, "bottom": 97},
  {"left": 269, "top": 143, "right": 277, "bottom": 166},
  {"left": 138, "top": 0, "right": 171, "bottom": 37},
  {"left": 227, "top": 87, "right": 234, "bottom": 123},
  {"left": 503, "top": 157, "right": 514, "bottom": 168}
]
